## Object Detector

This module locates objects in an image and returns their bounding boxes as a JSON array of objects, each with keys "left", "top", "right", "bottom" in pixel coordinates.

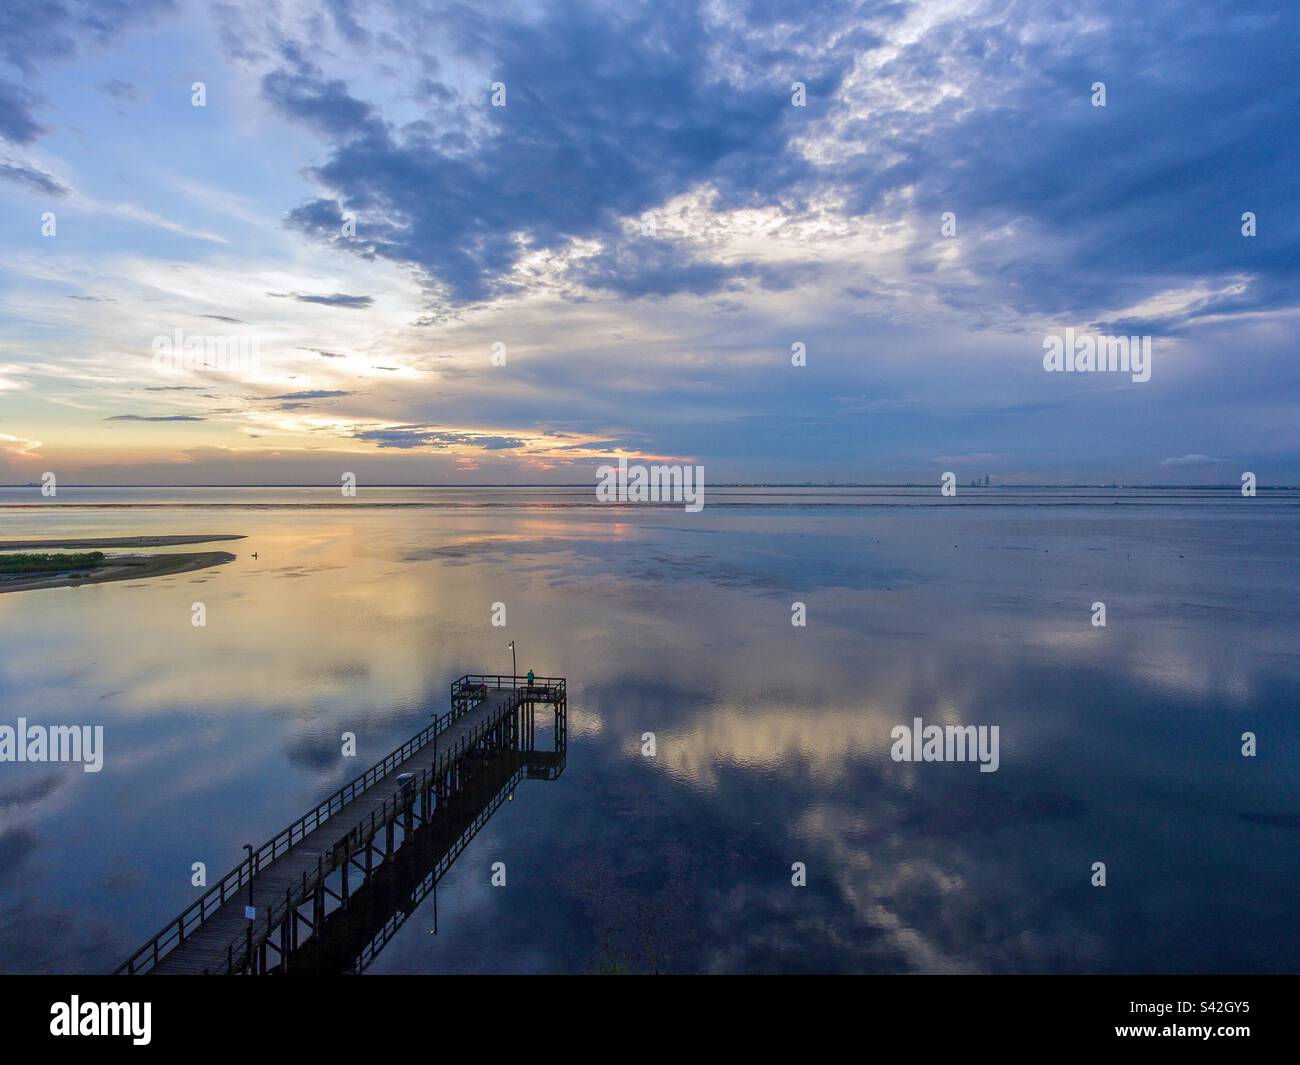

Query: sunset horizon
[{"left": 1, "top": 2, "right": 1296, "bottom": 489}]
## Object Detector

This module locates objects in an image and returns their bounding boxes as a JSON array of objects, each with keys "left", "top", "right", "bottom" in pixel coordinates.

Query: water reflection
[
  {"left": 0, "top": 495, "right": 1296, "bottom": 973},
  {"left": 291, "top": 746, "right": 564, "bottom": 975}
]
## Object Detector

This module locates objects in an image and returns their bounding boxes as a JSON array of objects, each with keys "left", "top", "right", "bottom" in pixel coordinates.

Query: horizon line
[{"left": 2, "top": 482, "right": 1297, "bottom": 491}]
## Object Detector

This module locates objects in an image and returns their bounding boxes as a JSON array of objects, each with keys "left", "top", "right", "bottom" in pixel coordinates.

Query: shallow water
[{"left": 0, "top": 488, "right": 1296, "bottom": 973}]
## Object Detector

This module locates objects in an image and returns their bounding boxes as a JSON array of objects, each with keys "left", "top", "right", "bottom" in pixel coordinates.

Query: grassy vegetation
[{"left": 0, "top": 551, "right": 107, "bottom": 574}]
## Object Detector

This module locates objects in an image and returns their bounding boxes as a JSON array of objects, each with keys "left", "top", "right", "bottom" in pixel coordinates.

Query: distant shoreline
[
  {"left": 0, "top": 535, "right": 246, "bottom": 550},
  {"left": 0, "top": 499, "right": 1297, "bottom": 511}
]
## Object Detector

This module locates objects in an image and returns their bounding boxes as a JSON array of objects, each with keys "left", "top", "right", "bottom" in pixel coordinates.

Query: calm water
[{"left": 0, "top": 487, "right": 1296, "bottom": 973}]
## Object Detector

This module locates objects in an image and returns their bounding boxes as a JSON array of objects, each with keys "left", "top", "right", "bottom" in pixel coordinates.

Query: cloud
[
  {"left": 261, "top": 44, "right": 383, "bottom": 141},
  {"left": 105, "top": 414, "right": 205, "bottom": 422},
  {"left": 827, "top": 2, "right": 1300, "bottom": 322},
  {"left": 274, "top": 0, "right": 859, "bottom": 303},
  {"left": 0, "top": 0, "right": 176, "bottom": 77},
  {"left": 267, "top": 390, "right": 353, "bottom": 400},
  {"left": 107, "top": 201, "right": 229, "bottom": 242},
  {"left": 1159, "top": 454, "right": 1221, "bottom": 469},
  {"left": 0, "top": 431, "right": 42, "bottom": 456},
  {"left": 0, "top": 81, "right": 45, "bottom": 144},
  {"left": 268, "top": 291, "right": 374, "bottom": 308},
  {"left": 3, "top": 0, "right": 1298, "bottom": 485},
  {"left": 0, "top": 159, "right": 68, "bottom": 196},
  {"left": 100, "top": 78, "right": 135, "bottom": 100},
  {"left": 0, "top": 1, "right": 174, "bottom": 150},
  {"left": 263, "top": 0, "right": 1299, "bottom": 324},
  {"left": 352, "top": 425, "right": 526, "bottom": 451}
]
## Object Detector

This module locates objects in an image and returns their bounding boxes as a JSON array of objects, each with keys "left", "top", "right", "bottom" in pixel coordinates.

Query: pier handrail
[
  {"left": 216, "top": 706, "right": 517, "bottom": 974},
  {"left": 115, "top": 675, "right": 551, "bottom": 975},
  {"left": 455, "top": 673, "right": 566, "bottom": 696}
]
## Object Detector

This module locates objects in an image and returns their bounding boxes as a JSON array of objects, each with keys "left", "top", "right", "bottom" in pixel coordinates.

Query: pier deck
[{"left": 117, "top": 674, "right": 566, "bottom": 975}]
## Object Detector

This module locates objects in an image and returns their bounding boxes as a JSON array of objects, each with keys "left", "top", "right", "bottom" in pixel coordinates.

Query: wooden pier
[{"left": 115, "top": 674, "right": 567, "bottom": 975}]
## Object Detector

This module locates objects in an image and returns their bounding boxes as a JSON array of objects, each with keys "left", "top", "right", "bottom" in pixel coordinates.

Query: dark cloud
[
  {"left": 100, "top": 77, "right": 135, "bottom": 100},
  {"left": 268, "top": 290, "right": 374, "bottom": 308},
  {"left": 0, "top": 0, "right": 175, "bottom": 75},
  {"left": 0, "top": 1, "right": 174, "bottom": 148},
  {"left": 105, "top": 414, "right": 205, "bottom": 422},
  {"left": 261, "top": 43, "right": 383, "bottom": 141},
  {"left": 260, "top": 0, "right": 1298, "bottom": 326},
  {"left": 0, "top": 828, "right": 37, "bottom": 884},
  {"left": 267, "top": 390, "right": 353, "bottom": 400},
  {"left": 413, "top": 77, "right": 454, "bottom": 104},
  {"left": 835, "top": 2, "right": 1300, "bottom": 321},
  {"left": 0, "top": 159, "right": 67, "bottom": 195},
  {"left": 275, "top": 0, "right": 863, "bottom": 303},
  {"left": 198, "top": 313, "right": 246, "bottom": 324},
  {"left": 324, "top": 0, "right": 370, "bottom": 46},
  {"left": 353, "top": 424, "right": 526, "bottom": 450},
  {"left": 0, "top": 772, "right": 62, "bottom": 809},
  {"left": 0, "top": 81, "right": 45, "bottom": 144}
]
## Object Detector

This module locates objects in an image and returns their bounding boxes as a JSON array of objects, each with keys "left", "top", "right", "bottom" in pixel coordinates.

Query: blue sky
[{"left": 0, "top": 0, "right": 1295, "bottom": 484}]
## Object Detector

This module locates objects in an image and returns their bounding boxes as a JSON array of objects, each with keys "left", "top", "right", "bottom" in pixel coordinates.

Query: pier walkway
[{"left": 115, "top": 674, "right": 566, "bottom": 975}]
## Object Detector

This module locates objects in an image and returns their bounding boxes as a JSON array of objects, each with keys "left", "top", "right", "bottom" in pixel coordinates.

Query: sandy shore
[
  {"left": 0, "top": 550, "right": 237, "bottom": 593},
  {"left": 0, "top": 536, "right": 243, "bottom": 593},
  {"left": 0, "top": 534, "right": 245, "bottom": 550}
]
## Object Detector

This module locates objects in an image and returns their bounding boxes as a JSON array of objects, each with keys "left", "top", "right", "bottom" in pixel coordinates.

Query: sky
[{"left": 0, "top": 0, "right": 1295, "bottom": 485}]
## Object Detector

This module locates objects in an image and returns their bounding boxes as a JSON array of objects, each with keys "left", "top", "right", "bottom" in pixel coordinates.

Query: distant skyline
[{"left": 1, "top": 1, "right": 1297, "bottom": 486}]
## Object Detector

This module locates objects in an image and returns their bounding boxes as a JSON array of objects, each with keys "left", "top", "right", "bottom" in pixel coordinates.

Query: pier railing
[
  {"left": 454, "top": 673, "right": 566, "bottom": 698},
  {"left": 116, "top": 674, "right": 561, "bottom": 976},
  {"left": 216, "top": 708, "right": 517, "bottom": 975}
]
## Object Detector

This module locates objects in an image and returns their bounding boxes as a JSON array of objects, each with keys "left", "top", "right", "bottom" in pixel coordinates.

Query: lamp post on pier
[{"left": 508, "top": 640, "right": 517, "bottom": 682}]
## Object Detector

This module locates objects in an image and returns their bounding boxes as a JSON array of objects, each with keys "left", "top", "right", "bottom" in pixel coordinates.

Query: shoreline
[
  {"left": 0, "top": 535, "right": 245, "bottom": 550},
  {"left": 0, "top": 550, "right": 237, "bottom": 593}
]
